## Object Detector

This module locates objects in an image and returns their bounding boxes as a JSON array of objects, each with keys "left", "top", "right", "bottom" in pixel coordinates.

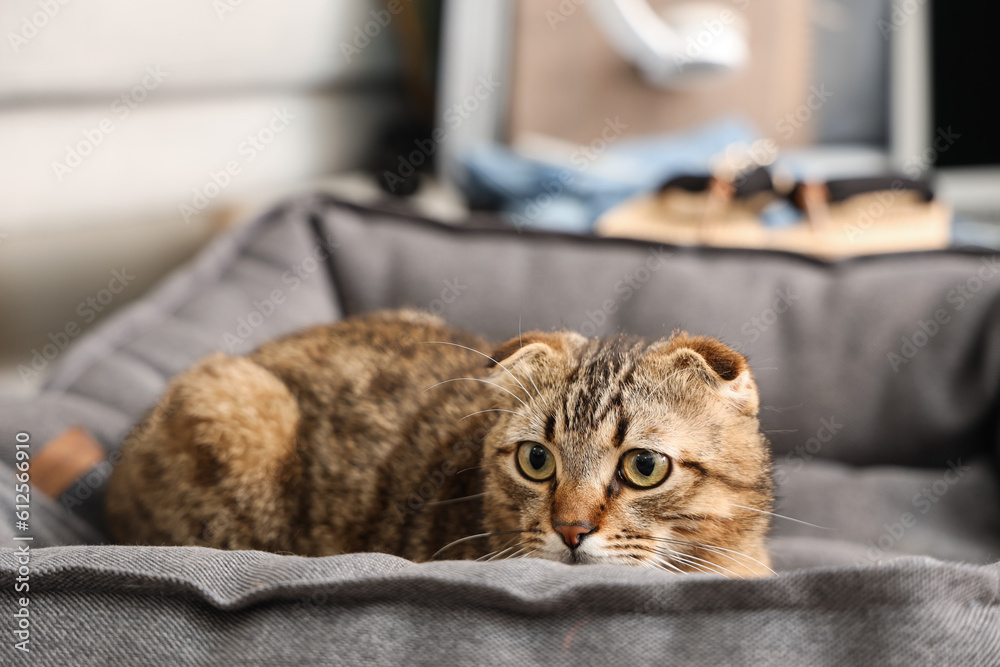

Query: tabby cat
[{"left": 106, "top": 310, "right": 774, "bottom": 577}]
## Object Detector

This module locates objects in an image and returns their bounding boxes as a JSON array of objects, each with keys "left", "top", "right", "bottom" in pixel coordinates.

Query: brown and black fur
[{"left": 106, "top": 310, "right": 774, "bottom": 577}]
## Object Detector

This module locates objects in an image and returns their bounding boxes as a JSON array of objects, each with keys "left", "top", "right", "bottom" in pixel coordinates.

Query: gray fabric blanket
[{"left": 2, "top": 195, "right": 999, "bottom": 665}]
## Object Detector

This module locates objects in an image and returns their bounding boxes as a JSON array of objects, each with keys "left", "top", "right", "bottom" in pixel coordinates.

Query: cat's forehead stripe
[
  {"left": 544, "top": 414, "right": 556, "bottom": 442},
  {"left": 564, "top": 336, "right": 644, "bottom": 433},
  {"left": 612, "top": 416, "right": 629, "bottom": 449}
]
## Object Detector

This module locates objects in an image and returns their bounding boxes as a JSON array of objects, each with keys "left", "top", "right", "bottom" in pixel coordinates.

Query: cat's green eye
[
  {"left": 619, "top": 449, "right": 671, "bottom": 488},
  {"left": 515, "top": 441, "right": 556, "bottom": 481}
]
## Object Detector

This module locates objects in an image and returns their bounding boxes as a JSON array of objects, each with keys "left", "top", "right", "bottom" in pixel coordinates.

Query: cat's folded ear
[
  {"left": 485, "top": 331, "right": 586, "bottom": 394},
  {"left": 648, "top": 332, "right": 759, "bottom": 416}
]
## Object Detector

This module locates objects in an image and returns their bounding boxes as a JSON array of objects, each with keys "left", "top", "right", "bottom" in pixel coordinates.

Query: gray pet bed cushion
[{"left": 2, "top": 195, "right": 999, "bottom": 665}]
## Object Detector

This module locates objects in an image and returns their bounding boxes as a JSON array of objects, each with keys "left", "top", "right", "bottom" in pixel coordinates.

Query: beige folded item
[{"left": 596, "top": 181, "right": 952, "bottom": 258}]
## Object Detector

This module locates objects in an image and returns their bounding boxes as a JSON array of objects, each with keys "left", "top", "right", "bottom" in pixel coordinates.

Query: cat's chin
[
  {"left": 549, "top": 551, "right": 640, "bottom": 566},
  {"left": 531, "top": 551, "right": 598, "bottom": 565},
  {"left": 531, "top": 538, "right": 635, "bottom": 566},
  {"left": 568, "top": 551, "right": 600, "bottom": 565}
]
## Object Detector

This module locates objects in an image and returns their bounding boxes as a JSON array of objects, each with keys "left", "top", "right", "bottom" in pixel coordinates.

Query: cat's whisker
[
  {"left": 647, "top": 546, "right": 731, "bottom": 578},
  {"left": 731, "top": 504, "right": 833, "bottom": 530},
  {"left": 640, "top": 557, "right": 661, "bottom": 572},
  {"left": 423, "top": 493, "right": 486, "bottom": 507},
  {"left": 517, "top": 315, "right": 543, "bottom": 399},
  {"left": 683, "top": 542, "right": 774, "bottom": 576},
  {"left": 431, "top": 530, "right": 537, "bottom": 561},
  {"left": 421, "top": 341, "right": 538, "bottom": 402},
  {"left": 626, "top": 543, "right": 682, "bottom": 571},
  {"left": 483, "top": 542, "right": 523, "bottom": 562},
  {"left": 478, "top": 533, "right": 530, "bottom": 562},
  {"left": 458, "top": 408, "right": 533, "bottom": 423},
  {"left": 665, "top": 548, "right": 745, "bottom": 579},
  {"left": 639, "top": 543, "right": 738, "bottom": 578},
  {"left": 461, "top": 405, "right": 545, "bottom": 431},
  {"left": 654, "top": 560, "right": 684, "bottom": 575},
  {"left": 746, "top": 356, "right": 778, "bottom": 365},
  {"left": 668, "top": 554, "right": 726, "bottom": 577},
  {"left": 641, "top": 536, "right": 776, "bottom": 576},
  {"left": 642, "top": 535, "right": 760, "bottom": 566},
  {"left": 500, "top": 548, "right": 524, "bottom": 561},
  {"left": 423, "top": 377, "right": 530, "bottom": 411},
  {"left": 643, "top": 553, "right": 679, "bottom": 573},
  {"left": 760, "top": 403, "right": 803, "bottom": 414},
  {"left": 646, "top": 552, "right": 686, "bottom": 575},
  {"left": 644, "top": 545, "right": 711, "bottom": 574},
  {"left": 504, "top": 545, "right": 533, "bottom": 561},
  {"left": 650, "top": 562, "right": 676, "bottom": 575}
]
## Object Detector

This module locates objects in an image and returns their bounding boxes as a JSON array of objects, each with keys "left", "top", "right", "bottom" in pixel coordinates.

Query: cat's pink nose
[{"left": 554, "top": 523, "right": 595, "bottom": 549}]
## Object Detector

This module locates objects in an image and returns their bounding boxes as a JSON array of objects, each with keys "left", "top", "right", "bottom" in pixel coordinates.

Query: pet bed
[{"left": 2, "top": 196, "right": 998, "bottom": 665}]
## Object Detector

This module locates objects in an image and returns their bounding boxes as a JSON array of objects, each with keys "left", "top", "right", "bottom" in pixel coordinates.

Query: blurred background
[{"left": 2, "top": 0, "right": 998, "bottom": 393}]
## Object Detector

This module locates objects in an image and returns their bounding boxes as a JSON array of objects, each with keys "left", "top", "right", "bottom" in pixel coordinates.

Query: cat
[{"left": 105, "top": 309, "right": 774, "bottom": 577}]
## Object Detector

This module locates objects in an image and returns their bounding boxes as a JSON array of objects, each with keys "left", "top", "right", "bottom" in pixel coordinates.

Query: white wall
[{"left": 0, "top": 0, "right": 405, "bottom": 377}]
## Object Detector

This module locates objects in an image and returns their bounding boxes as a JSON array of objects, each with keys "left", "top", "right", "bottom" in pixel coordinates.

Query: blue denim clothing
[{"left": 458, "top": 118, "right": 758, "bottom": 233}]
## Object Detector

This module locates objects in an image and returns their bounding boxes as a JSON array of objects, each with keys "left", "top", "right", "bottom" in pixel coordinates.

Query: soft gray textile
[
  {"left": 3, "top": 200, "right": 341, "bottom": 534},
  {"left": 1, "top": 547, "right": 998, "bottom": 666},
  {"left": 318, "top": 202, "right": 1000, "bottom": 467},
  {"left": 0, "top": 464, "right": 102, "bottom": 547},
  {"left": 1, "top": 196, "right": 999, "bottom": 665}
]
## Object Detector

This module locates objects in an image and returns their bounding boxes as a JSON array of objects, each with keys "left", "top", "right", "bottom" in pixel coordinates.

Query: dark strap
[
  {"left": 658, "top": 167, "right": 774, "bottom": 199},
  {"left": 790, "top": 177, "right": 934, "bottom": 209},
  {"left": 660, "top": 171, "right": 935, "bottom": 209}
]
